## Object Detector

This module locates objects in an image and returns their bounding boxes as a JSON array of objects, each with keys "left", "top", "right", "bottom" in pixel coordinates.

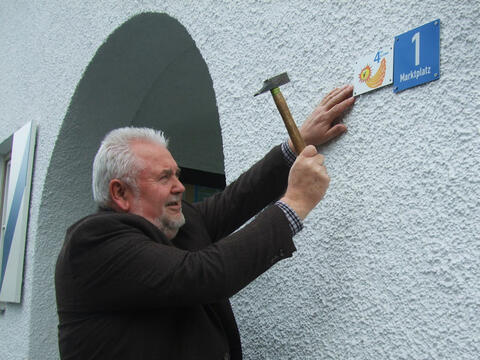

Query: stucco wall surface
[
  {"left": 213, "top": 2, "right": 480, "bottom": 359},
  {"left": 0, "top": 1, "right": 478, "bottom": 359}
]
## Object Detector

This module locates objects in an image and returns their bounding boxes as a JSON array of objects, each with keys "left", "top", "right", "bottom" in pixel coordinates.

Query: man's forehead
[
  {"left": 130, "top": 140, "right": 178, "bottom": 168},
  {"left": 130, "top": 139, "right": 169, "bottom": 156}
]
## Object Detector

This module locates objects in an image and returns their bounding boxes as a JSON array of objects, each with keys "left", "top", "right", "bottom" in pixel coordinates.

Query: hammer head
[{"left": 254, "top": 72, "right": 290, "bottom": 96}]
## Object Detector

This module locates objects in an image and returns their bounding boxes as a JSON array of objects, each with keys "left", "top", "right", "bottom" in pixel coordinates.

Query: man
[{"left": 55, "top": 85, "right": 354, "bottom": 359}]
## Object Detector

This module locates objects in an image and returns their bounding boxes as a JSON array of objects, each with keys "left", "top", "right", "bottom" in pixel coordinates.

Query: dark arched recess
[{"left": 30, "top": 13, "right": 224, "bottom": 358}]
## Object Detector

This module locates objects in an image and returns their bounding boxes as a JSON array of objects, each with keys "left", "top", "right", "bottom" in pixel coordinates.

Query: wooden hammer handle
[{"left": 271, "top": 89, "right": 306, "bottom": 154}]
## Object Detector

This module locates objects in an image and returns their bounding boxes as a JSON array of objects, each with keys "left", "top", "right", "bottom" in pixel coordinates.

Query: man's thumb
[{"left": 299, "top": 145, "right": 318, "bottom": 158}]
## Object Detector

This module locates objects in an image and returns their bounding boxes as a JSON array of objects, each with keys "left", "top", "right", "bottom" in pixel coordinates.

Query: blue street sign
[{"left": 393, "top": 19, "right": 440, "bottom": 93}]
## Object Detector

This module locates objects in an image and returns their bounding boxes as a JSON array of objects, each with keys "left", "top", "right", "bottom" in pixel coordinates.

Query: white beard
[{"left": 156, "top": 211, "right": 185, "bottom": 240}]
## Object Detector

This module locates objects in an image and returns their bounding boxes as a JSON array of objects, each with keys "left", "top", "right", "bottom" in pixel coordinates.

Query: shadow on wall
[{"left": 31, "top": 12, "right": 224, "bottom": 358}]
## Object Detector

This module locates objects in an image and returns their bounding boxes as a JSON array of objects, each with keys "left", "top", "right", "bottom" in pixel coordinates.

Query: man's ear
[{"left": 109, "top": 179, "right": 132, "bottom": 212}]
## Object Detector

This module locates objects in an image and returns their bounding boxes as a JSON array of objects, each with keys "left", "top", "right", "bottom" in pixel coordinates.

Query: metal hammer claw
[{"left": 254, "top": 72, "right": 306, "bottom": 154}]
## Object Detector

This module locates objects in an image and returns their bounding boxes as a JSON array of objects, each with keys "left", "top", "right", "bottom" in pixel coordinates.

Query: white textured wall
[{"left": 0, "top": 1, "right": 478, "bottom": 359}]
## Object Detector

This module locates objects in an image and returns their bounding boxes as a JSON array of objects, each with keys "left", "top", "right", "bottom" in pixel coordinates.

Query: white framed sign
[
  {"left": 0, "top": 121, "right": 36, "bottom": 303},
  {"left": 353, "top": 46, "right": 394, "bottom": 96}
]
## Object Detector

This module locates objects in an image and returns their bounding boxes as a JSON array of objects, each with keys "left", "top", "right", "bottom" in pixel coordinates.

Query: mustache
[{"left": 165, "top": 196, "right": 182, "bottom": 206}]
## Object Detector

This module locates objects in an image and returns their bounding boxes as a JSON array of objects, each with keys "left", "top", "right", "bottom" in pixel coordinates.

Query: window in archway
[{"left": 180, "top": 167, "right": 225, "bottom": 203}]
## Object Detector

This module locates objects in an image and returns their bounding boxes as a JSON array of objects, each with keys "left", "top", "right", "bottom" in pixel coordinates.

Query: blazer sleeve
[
  {"left": 193, "top": 145, "right": 291, "bottom": 242},
  {"left": 56, "top": 208, "right": 296, "bottom": 311}
]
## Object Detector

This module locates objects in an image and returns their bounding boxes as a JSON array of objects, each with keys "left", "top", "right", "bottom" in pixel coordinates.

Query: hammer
[{"left": 254, "top": 72, "right": 306, "bottom": 154}]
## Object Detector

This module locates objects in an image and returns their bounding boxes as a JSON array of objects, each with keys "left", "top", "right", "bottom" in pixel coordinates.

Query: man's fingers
[
  {"left": 324, "top": 85, "right": 354, "bottom": 111},
  {"left": 320, "top": 85, "right": 347, "bottom": 106},
  {"left": 316, "top": 153, "right": 325, "bottom": 165},
  {"left": 327, "top": 95, "right": 355, "bottom": 118},
  {"left": 324, "top": 124, "right": 347, "bottom": 142}
]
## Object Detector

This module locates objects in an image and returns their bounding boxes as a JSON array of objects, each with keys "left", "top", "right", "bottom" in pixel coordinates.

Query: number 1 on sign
[{"left": 412, "top": 32, "right": 420, "bottom": 66}]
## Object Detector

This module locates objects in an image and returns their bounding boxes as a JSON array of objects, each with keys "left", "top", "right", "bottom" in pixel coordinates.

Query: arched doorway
[{"left": 31, "top": 12, "right": 224, "bottom": 358}]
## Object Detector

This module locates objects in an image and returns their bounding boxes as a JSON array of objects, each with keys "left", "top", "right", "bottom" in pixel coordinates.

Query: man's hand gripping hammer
[{"left": 254, "top": 72, "right": 306, "bottom": 154}]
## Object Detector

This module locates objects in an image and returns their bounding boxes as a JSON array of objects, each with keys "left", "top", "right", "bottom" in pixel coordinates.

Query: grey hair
[{"left": 92, "top": 127, "right": 168, "bottom": 207}]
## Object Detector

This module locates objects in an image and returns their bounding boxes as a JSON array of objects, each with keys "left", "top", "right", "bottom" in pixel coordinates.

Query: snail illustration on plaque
[{"left": 353, "top": 47, "right": 393, "bottom": 96}]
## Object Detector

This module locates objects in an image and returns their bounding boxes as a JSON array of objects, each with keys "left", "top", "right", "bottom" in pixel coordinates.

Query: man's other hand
[
  {"left": 280, "top": 145, "right": 330, "bottom": 220},
  {"left": 288, "top": 85, "right": 355, "bottom": 154}
]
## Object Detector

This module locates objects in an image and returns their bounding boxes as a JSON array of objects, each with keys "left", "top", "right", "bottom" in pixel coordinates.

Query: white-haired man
[{"left": 55, "top": 86, "right": 354, "bottom": 360}]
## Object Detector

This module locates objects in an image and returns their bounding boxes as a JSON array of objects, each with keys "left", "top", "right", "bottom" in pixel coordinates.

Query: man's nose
[{"left": 173, "top": 177, "right": 185, "bottom": 194}]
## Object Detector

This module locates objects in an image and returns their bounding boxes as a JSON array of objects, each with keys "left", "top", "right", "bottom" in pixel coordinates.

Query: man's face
[{"left": 128, "top": 140, "right": 186, "bottom": 239}]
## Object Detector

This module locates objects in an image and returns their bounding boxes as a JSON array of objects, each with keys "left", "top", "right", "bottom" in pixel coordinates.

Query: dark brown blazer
[{"left": 55, "top": 145, "right": 296, "bottom": 360}]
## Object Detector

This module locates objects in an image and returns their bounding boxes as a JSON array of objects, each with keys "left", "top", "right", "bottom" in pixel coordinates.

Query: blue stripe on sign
[{"left": 0, "top": 131, "right": 30, "bottom": 292}]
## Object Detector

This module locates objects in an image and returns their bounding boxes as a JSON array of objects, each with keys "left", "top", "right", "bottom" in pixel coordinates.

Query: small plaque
[
  {"left": 353, "top": 46, "right": 394, "bottom": 96},
  {"left": 393, "top": 19, "right": 440, "bottom": 93}
]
